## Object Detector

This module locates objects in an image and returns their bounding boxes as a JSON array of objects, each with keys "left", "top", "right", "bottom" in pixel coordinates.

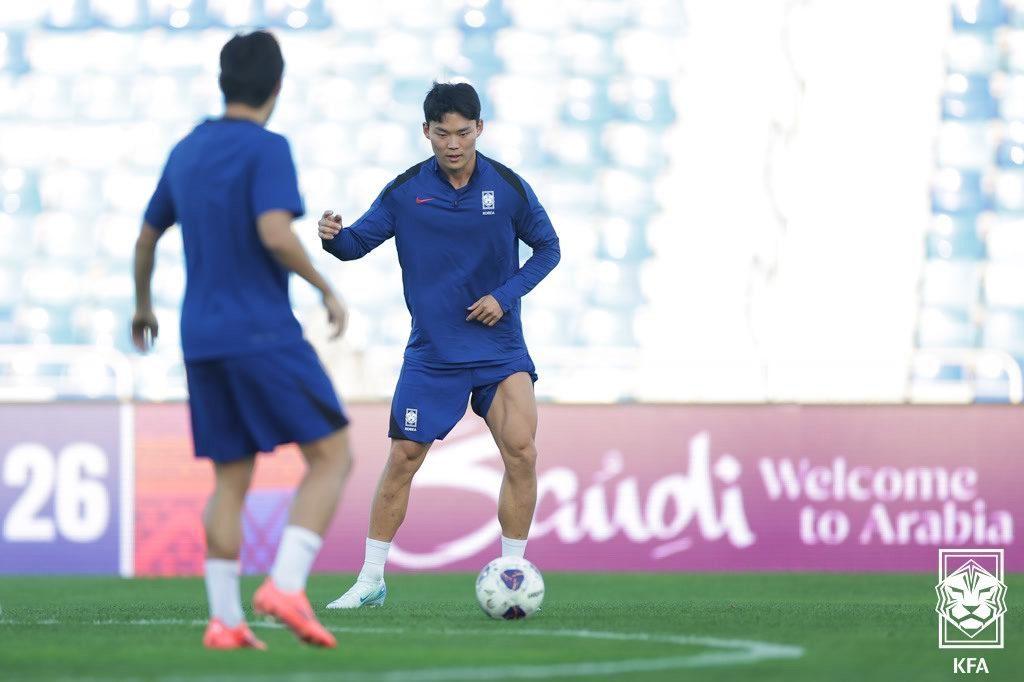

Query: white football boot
[{"left": 325, "top": 578, "right": 387, "bottom": 609}]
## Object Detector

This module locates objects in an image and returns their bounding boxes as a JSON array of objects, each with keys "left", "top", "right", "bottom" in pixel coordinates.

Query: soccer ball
[{"left": 475, "top": 556, "right": 545, "bottom": 620}]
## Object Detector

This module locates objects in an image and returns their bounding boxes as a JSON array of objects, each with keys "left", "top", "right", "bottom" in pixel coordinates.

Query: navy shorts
[
  {"left": 185, "top": 341, "right": 348, "bottom": 462},
  {"left": 388, "top": 354, "right": 538, "bottom": 443}
]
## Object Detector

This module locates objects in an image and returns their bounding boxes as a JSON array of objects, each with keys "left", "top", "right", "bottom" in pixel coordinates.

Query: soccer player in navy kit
[
  {"left": 318, "top": 82, "right": 560, "bottom": 609},
  {"left": 132, "top": 32, "right": 349, "bottom": 648}
]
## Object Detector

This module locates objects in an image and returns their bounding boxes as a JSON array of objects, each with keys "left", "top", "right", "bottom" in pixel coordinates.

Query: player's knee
[
  {"left": 333, "top": 430, "right": 354, "bottom": 474},
  {"left": 389, "top": 439, "right": 427, "bottom": 470},
  {"left": 213, "top": 459, "right": 255, "bottom": 496},
  {"left": 303, "top": 427, "right": 352, "bottom": 479},
  {"left": 501, "top": 437, "right": 537, "bottom": 469},
  {"left": 332, "top": 445, "right": 353, "bottom": 481}
]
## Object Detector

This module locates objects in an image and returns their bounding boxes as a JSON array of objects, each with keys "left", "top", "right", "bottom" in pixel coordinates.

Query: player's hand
[
  {"left": 466, "top": 295, "right": 504, "bottom": 327},
  {"left": 318, "top": 210, "right": 343, "bottom": 240},
  {"left": 131, "top": 308, "right": 159, "bottom": 352},
  {"left": 323, "top": 292, "right": 348, "bottom": 339}
]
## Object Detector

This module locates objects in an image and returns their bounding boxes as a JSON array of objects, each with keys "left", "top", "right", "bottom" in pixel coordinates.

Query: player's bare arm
[
  {"left": 131, "top": 222, "right": 164, "bottom": 352},
  {"left": 257, "top": 209, "right": 347, "bottom": 338}
]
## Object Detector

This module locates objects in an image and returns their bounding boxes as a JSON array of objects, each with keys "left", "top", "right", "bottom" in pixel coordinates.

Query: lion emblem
[{"left": 935, "top": 559, "right": 1008, "bottom": 638}]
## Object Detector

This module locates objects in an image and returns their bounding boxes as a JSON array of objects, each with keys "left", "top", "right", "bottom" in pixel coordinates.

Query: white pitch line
[{"left": 0, "top": 618, "right": 804, "bottom": 681}]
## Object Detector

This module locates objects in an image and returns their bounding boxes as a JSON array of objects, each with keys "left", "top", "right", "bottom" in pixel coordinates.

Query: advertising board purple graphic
[
  {"left": 381, "top": 405, "right": 1019, "bottom": 572},
  {"left": 240, "top": 490, "right": 294, "bottom": 574},
  {"left": 5, "top": 403, "right": 1021, "bottom": 575},
  {"left": 0, "top": 403, "right": 128, "bottom": 574}
]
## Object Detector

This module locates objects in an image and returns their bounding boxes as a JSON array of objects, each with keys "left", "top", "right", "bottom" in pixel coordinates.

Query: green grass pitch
[{"left": 0, "top": 573, "right": 1021, "bottom": 681}]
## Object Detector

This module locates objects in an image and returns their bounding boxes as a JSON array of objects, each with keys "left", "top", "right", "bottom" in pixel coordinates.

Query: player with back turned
[
  {"left": 318, "top": 82, "right": 560, "bottom": 609},
  {"left": 132, "top": 31, "right": 350, "bottom": 649}
]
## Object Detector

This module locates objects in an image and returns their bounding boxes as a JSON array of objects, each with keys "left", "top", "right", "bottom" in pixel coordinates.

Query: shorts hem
[{"left": 194, "top": 417, "right": 349, "bottom": 462}]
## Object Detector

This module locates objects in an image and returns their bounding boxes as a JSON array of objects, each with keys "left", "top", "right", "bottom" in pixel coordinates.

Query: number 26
[{"left": 2, "top": 443, "right": 110, "bottom": 543}]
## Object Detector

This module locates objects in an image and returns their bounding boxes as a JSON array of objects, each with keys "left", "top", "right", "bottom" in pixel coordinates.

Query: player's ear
[
  {"left": 476, "top": 119, "right": 483, "bottom": 135},
  {"left": 422, "top": 122, "right": 430, "bottom": 139}
]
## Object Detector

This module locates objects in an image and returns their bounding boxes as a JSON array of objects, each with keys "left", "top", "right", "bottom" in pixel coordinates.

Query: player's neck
[
  {"left": 440, "top": 151, "right": 476, "bottom": 189},
  {"left": 223, "top": 103, "right": 270, "bottom": 126}
]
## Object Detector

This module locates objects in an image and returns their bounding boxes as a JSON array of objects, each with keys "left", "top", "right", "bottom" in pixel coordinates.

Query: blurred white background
[{"left": 2, "top": 1, "right": 997, "bottom": 405}]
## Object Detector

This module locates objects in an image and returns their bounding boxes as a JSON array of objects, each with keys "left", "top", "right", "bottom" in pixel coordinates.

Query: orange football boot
[
  {"left": 252, "top": 578, "right": 337, "bottom": 648},
  {"left": 203, "top": 618, "right": 267, "bottom": 650}
]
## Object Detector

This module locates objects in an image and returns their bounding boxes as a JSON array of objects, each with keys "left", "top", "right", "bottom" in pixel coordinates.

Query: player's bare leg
[
  {"left": 368, "top": 438, "right": 432, "bottom": 541},
  {"left": 291, "top": 426, "right": 353, "bottom": 534},
  {"left": 255, "top": 427, "right": 351, "bottom": 647},
  {"left": 485, "top": 372, "right": 538, "bottom": 557},
  {"left": 327, "top": 438, "right": 430, "bottom": 609},
  {"left": 205, "top": 457, "right": 256, "bottom": 559},
  {"left": 202, "top": 457, "right": 266, "bottom": 649}
]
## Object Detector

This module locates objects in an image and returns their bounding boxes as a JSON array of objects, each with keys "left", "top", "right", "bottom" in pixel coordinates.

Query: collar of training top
[{"left": 428, "top": 152, "right": 485, "bottom": 192}]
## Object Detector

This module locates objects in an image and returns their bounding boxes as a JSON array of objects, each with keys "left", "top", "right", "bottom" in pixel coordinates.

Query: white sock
[
  {"left": 501, "top": 535, "right": 527, "bottom": 558},
  {"left": 357, "top": 538, "right": 391, "bottom": 583},
  {"left": 204, "top": 558, "right": 244, "bottom": 628},
  {"left": 269, "top": 525, "right": 323, "bottom": 593}
]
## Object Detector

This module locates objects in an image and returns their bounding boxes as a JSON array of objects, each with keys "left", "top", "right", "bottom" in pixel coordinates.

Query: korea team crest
[
  {"left": 936, "top": 548, "right": 1007, "bottom": 649},
  {"left": 482, "top": 190, "right": 495, "bottom": 211},
  {"left": 404, "top": 408, "right": 418, "bottom": 431}
]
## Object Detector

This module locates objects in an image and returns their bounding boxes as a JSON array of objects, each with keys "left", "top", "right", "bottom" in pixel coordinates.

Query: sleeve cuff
[
  {"left": 491, "top": 289, "right": 513, "bottom": 313},
  {"left": 254, "top": 204, "right": 305, "bottom": 220}
]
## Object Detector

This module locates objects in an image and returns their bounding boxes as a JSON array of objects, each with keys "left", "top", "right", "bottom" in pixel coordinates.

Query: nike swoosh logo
[
  {"left": 360, "top": 586, "right": 384, "bottom": 604},
  {"left": 415, "top": 197, "right": 435, "bottom": 204}
]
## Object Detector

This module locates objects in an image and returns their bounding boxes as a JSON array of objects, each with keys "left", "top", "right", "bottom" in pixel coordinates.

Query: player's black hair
[
  {"left": 218, "top": 31, "right": 284, "bottom": 107},
  {"left": 423, "top": 81, "right": 481, "bottom": 123}
]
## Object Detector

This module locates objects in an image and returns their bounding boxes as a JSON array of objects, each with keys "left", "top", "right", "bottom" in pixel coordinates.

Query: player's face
[{"left": 423, "top": 113, "right": 483, "bottom": 174}]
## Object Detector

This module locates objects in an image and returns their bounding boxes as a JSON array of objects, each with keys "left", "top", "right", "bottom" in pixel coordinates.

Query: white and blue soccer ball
[{"left": 475, "top": 556, "right": 545, "bottom": 620}]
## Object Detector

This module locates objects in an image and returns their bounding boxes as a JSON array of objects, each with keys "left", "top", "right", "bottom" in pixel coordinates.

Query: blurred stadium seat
[
  {"left": 913, "top": 0, "right": 1024, "bottom": 403},
  {"left": 0, "top": 0, "right": 683, "bottom": 401}
]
